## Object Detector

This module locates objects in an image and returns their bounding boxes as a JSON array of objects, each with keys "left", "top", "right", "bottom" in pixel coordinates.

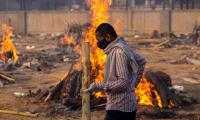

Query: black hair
[{"left": 95, "top": 23, "right": 118, "bottom": 39}]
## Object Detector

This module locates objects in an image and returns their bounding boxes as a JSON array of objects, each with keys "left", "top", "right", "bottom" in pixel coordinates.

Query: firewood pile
[
  {"left": 26, "top": 67, "right": 197, "bottom": 112},
  {"left": 158, "top": 25, "right": 200, "bottom": 47},
  {"left": 137, "top": 27, "right": 200, "bottom": 49}
]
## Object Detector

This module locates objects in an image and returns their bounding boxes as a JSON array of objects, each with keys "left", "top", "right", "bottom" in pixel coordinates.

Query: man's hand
[
  {"left": 82, "top": 88, "right": 90, "bottom": 93},
  {"left": 82, "top": 82, "right": 97, "bottom": 93}
]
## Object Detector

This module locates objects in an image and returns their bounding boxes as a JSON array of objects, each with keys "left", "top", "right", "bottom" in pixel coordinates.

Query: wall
[
  {"left": 27, "top": 11, "right": 89, "bottom": 33},
  {"left": 0, "top": 10, "right": 199, "bottom": 35},
  {"left": 131, "top": 10, "right": 161, "bottom": 34},
  {"left": 172, "top": 10, "right": 200, "bottom": 34},
  {"left": 26, "top": 10, "right": 164, "bottom": 35},
  {"left": 0, "top": 11, "right": 25, "bottom": 33}
]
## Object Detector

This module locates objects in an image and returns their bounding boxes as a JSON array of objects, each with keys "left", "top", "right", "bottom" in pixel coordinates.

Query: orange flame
[
  {"left": 135, "top": 77, "right": 174, "bottom": 108},
  {"left": 59, "top": 36, "right": 75, "bottom": 46},
  {"left": 135, "top": 77, "right": 155, "bottom": 107},
  {"left": 1, "top": 24, "right": 18, "bottom": 63},
  {"left": 84, "top": 0, "right": 109, "bottom": 98}
]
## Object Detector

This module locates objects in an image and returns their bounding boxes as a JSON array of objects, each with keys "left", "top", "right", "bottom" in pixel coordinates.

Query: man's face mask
[{"left": 97, "top": 39, "right": 110, "bottom": 49}]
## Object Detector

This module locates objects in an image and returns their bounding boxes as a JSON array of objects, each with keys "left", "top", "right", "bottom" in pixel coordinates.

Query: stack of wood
[{"left": 32, "top": 68, "right": 184, "bottom": 110}]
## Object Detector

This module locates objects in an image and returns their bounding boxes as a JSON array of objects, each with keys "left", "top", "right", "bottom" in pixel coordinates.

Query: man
[{"left": 84, "top": 23, "right": 146, "bottom": 120}]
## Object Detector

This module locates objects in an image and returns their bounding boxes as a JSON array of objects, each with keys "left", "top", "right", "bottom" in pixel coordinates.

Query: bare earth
[{"left": 0, "top": 35, "right": 199, "bottom": 120}]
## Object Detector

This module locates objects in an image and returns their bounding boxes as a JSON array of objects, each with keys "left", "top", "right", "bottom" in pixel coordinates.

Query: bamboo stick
[
  {"left": 81, "top": 42, "right": 91, "bottom": 120},
  {"left": 0, "top": 110, "right": 38, "bottom": 117}
]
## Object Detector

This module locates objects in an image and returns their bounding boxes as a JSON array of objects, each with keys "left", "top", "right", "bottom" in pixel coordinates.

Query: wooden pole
[
  {"left": 0, "top": 110, "right": 38, "bottom": 117},
  {"left": 81, "top": 42, "right": 91, "bottom": 120}
]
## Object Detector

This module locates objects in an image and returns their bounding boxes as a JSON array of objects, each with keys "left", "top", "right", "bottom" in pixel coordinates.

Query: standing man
[{"left": 84, "top": 23, "right": 146, "bottom": 120}]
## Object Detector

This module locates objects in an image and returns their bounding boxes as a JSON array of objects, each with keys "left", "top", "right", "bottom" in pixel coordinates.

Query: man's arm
[{"left": 133, "top": 51, "right": 146, "bottom": 87}]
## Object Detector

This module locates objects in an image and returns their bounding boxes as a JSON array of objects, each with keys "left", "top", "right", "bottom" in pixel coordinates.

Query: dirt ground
[{"left": 0, "top": 35, "right": 199, "bottom": 120}]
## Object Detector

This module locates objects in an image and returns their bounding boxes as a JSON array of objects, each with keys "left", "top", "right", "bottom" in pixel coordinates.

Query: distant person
[
  {"left": 84, "top": 23, "right": 146, "bottom": 120},
  {"left": 191, "top": 18, "right": 200, "bottom": 45}
]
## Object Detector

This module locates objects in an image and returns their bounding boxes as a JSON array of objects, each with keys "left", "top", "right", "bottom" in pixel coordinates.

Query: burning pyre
[
  {"left": 1, "top": 24, "right": 19, "bottom": 63},
  {"left": 83, "top": 0, "right": 170, "bottom": 108},
  {"left": 36, "top": 0, "right": 176, "bottom": 109}
]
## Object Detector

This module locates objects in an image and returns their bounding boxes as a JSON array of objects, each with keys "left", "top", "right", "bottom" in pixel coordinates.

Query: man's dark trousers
[{"left": 104, "top": 110, "right": 136, "bottom": 120}]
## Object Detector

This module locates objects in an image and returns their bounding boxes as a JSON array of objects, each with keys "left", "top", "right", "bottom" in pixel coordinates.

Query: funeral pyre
[{"left": 0, "top": 24, "right": 20, "bottom": 70}]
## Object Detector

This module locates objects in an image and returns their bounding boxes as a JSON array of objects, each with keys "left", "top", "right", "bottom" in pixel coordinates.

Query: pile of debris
[
  {"left": 0, "top": 46, "right": 80, "bottom": 72},
  {"left": 168, "top": 51, "right": 200, "bottom": 66},
  {"left": 155, "top": 19, "right": 200, "bottom": 47},
  {"left": 55, "top": 23, "right": 90, "bottom": 54},
  {"left": 136, "top": 19, "right": 200, "bottom": 48},
  {"left": 20, "top": 49, "right": 79, "bottom": 72}
]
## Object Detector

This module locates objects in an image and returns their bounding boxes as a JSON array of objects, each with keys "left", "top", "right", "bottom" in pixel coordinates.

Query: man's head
[{"left": 95, "top": 23, "right": 118, "bottom": 49}]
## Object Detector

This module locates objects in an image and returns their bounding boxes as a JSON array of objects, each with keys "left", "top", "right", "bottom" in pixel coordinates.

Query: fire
[
  {"left": 59, "top": 36, "right": 75, "bottom": 46},
  {"left": 84, "top": 0, "right": 109, "bottom": 97},
  {"left": 135, "top": 77, "right": 154, "bottom": 107},
  {"left": 84, "top": 0, "right": 167, "bottom": 108},
  {"left": 153, "top": 88, "right": 163, "bottom": 108},
  {"left": 135, "top": 77, "right": 163, "bottom": 108},
  {"left": 135, "top": 77, "right": 174, "bottom": 108},
  {"left": 1, "top": 24, "right": 18, "bottom": 63}
]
